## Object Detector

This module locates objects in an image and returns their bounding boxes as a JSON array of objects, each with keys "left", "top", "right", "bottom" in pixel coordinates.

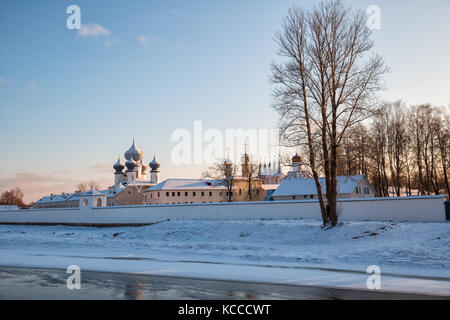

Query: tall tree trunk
[
  {"left": 405, "top": 152, "right": 412, "bottom": 196},
  {"left": 437, "top": 133, "right": 450, "bottom": 198},
  {"left": 415, "top": 129, "right": 425, "bottom": 195}
]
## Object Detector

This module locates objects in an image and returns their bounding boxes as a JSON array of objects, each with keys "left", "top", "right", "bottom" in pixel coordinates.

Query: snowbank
[{"left": 1, "top": 219, "right": 449, "bottom": 272}]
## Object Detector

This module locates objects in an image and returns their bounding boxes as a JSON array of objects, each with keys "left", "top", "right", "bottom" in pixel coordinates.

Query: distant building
[
  {"left": 34, "top": 142, "right": 287, "bottom": 207},
  {"left": 112, "top": 137, "right": 160, "bottom": 188},
  {"left": 272, "top": 174, "right": 376, "bottom": 200},
  {"left": 34, "top": 192, "right": 80, "bottom": 208},
  {"left": 233, "top": 148, "right": 266, "bottom": 202},
  {"left": 144, "top": 147, "right": 277, "bottom": 205},
  {"left": 34, "top": 138, "right": 160, "bottom": 208},
  {"left": 257, "top": 159, "right": 285, "bottom": 184},
  {"left": 283, "top": 154, "right": 310, "bottom": 179},
  {"left": 0, "top": 205, "right": 19, "bottom": 211},
  {"left": 144, "top": 179, "right": 228, "bottom": 204},
  {"left": 231, "top": 177, "right": 265, "bottom": 202}
]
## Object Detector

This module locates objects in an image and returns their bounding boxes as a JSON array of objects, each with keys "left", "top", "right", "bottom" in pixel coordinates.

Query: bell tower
[{"left": 241, "top": 144, "right": 250, "bottom": 177}]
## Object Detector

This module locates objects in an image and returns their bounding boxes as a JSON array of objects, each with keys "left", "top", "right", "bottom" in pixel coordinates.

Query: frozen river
[{"left": 1, "top": 266, "right": 447, "bottom": 300}]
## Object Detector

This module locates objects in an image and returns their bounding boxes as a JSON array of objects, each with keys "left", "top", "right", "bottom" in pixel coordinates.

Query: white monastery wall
[{"left": 0, "top": 196, "right": 446, "bottom": 225}]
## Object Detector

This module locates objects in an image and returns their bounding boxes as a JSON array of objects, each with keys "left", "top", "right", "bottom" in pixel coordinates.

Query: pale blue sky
[{"left": 0, "top": 0, "right": 449, "bottom": 202}]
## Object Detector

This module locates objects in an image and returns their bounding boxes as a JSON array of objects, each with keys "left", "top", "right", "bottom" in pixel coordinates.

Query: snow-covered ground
[{"left": 0, "top": 219, "right": 449, "bottom": 295}]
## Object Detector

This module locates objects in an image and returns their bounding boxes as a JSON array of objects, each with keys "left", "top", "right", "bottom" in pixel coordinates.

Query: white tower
[
  {"left": 125, "top": 157, "right": 137, "bottom": 184},
  {"left": 79, "top": 189, "right": 107, "bottom": 211},
  {"left": 292, "top": 154, "right": 302, "bottom": 172},
  {"left": 113, "top": 156, "right": 125, "bottom": 185},
  {"left": 149, "top": 156, "right": 160, "bottom": 184}
]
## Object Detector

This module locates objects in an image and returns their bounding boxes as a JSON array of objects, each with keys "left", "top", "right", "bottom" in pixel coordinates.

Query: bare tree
[
  {"left": 202, "top": 160, "right": 238, "bottom": 202},
  {"left": 339, "top": 124, "right": 370, "bottom": 176},
  {"left": 271, "top": 0, "right": 387, "bottom": 227},
  {"left": 244, "top": 162, "right": 260, "bottom": 201},
  {"left": 0, "top": 188, "right": 25, "bottom": 207},
  {"left": 88, "top": 181, "right": 101, "bottom": 191},
  {"left": 408, "top": 104, "right": 444, "bottom": 195},
  {"left": 383, "top": 101, "right": 409, "bottom": 196},
  {"left": 76, "top": 181, "right": 100, "bottom": 192},
  {"left": 369, "top": 114, "right": 389, "bottom": 197},
  {"left": 434, "top": 108, "right": 450, "bottom": 197},
  {"left": 349, "top": 103, "right": 449, "bottom": 198},
  {"left": 76, "top": 183, "right": 88, "bottom": 193},
  {"left": 430, "top": 108, "right": 450, "bottom": 198}
]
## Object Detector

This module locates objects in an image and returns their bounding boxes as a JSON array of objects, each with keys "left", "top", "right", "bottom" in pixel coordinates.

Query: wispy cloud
[
  {"left": 104, "top": 37, "right": 120, "bottom": 47},
  {"left": 26, "top": 82, "right": 36, "bottom": 91},
  {"left": 0, "top": 172, "right": 80, "bottom": 203},
  {"left": 91, "top": 163, "right": 112, "bottom": 173},
  {"left": 0, "top": 77, "right": 6, "bottom": 84},
  {"left": 137, "top": 35, "right": 149, "bottom": 46},
  {"left": 136, "top": 34, "right": 157, "bottom": 46},
  {"left": 77, "top": 23, "right": 111, "bottom": 38},
  {"left": 77, "top": 23, "right": 119, "bottom": 47}
]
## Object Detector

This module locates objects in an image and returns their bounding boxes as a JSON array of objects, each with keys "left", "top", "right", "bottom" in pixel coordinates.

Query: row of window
[
  {"left": 148, "top": 191, "right": 232, "bottom": 199},
  {"left": 292, "top": 195, "right": 315, "bottom": 200},
  {"left": 149, "top": 201, "right": 224, "bottom": 205},
  {"left": 146, "top": 189, "right": 260, "bottom": 200}
]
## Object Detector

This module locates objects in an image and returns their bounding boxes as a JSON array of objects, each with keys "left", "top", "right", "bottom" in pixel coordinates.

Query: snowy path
[{"left": 0, "top": 219, "right": 449, "bottom": 296}]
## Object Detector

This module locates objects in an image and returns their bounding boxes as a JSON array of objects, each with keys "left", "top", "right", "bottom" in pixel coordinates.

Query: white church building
[
  {"left": 35, "top": 138, "right": 162, "bottom": 208},
  {"left": 271, "top": 155, "right": 376, "bottom": 200}
]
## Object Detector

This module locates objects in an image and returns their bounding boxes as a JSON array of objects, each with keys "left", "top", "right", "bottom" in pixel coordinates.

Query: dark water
[{"left": 0, "top": 266, "right": 447, "bottom": 300}]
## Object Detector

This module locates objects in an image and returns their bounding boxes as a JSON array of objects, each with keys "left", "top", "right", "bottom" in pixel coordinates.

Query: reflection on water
[
  {"left": 124, "top": 277, "right": 144, "bottom": 300},
  {"left": 0, "top": 266, "right": 445, "bottom": 300}
]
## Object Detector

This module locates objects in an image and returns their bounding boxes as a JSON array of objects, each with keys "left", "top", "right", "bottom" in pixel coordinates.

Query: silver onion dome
[
  {"left": 124, "top": 147, "right": 132, "bottom": 161},
  {"left": 149, "top": 156, "right": 160, "bottom": 171},
  {"left": 125, "top": 157, "right": 137, "bottom": 170},
  {"left": 124, "top": 138, "right": 144, "bottom": 161},
  {"left": 113, "top": 156, "right": 125, "bottom": 172}
]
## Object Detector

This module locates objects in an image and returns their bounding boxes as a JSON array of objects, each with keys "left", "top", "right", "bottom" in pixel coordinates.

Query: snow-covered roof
[
  {"left": 127, "top": 181, "right": 156, "bottom": 187},
  {"left": 148, "top": 179, "right": 228, "bottom": 191},
  {"left": 35, "top": 193, "right": 79, "bottom": 203},
  {"left": 272, "top": 175, "right": 366, "bottom": 197},
  {"left": 98, "top": 183, "right": 127, "bottom": 198},
  {"left": 78, "top": 189, "right": 104, "bottom": 196},
  {"left": 261, "top": 184, "right": 280, "bottom": 190},
  {"left": 99, "top": 189, "right": 122, "bottom": 198},
  {"left": 37, "top": 183, "right": 129, "bottom": 204}
]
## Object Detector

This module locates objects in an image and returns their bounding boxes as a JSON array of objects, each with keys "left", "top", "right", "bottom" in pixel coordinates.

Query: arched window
[
  {"left": 83, "top": 199, "right": 88, "bottom": 207},
  {"left": 96, "top": 198, "right": 102, "bottom": 207}
]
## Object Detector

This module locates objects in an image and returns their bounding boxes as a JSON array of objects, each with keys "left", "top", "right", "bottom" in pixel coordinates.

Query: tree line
[
  {"left": 339, "top": 102, "right": 449, "bottom": 198},
  {"left": 0, "top": 188, "right": 27, "bottom": 207},
  {"left": 271, "top": 0, "right": 449, "bottom": 227}
]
